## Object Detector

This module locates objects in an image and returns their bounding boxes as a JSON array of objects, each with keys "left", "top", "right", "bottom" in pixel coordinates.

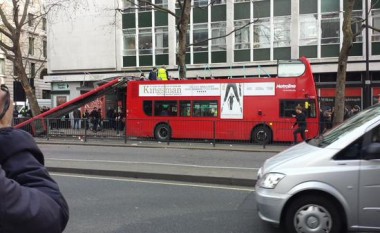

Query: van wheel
[
  {"left": 154, "top": 124, "right": 171, "bottom": 141},
  {"left": 283, "top": 195, "right": 342, "bottom": 233},
  {"left": 252, "top": 126, "right": 271, "bottom": 144}
]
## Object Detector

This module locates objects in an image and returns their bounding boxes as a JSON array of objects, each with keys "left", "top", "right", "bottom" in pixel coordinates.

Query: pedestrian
[
  {"left": 73, "top": 108, "right": 81, "bottom": 130},
  {"left": 115, "top": 109, "right": 125, "bottom": 136},
  {"left": 157, "top": 65, "right": 168, "bottom": 81},
  {"left": 107, "top": 107, "right": 115, "bottom": 129},
  {"left": 140, "top": 72, "right": 146, "bottom": 81},
  {"left": 82, "top": 109, "right": 90, "bottom": 130},
  {"left": 292, "top": 105, "right": 307, "bottom": 144},
  {"left": 351, "top": 105, "right": 360, "bottom": 116},
  {"left": 148, "top": 67, "right": 157, "bottom": 80},
  {"left": 0, "top": 84, "right": 69, "bottom": 233},
  {"left": 90, "top": 107, "right": 100, "bottom": 132},
  {"left": 322, "top": 107, "right": 333, "bottom": 130},
  {"left": 344, "top": 105, "right": 352, "bottom": 120},
  {"left": 97, "top": 108, "right": 103, "bottom": 131}
]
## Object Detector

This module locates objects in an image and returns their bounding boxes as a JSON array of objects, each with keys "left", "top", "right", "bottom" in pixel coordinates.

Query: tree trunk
[
  {"left": 177, "top": 0, "right": 191, "bottom": 79},
  {"left": 14, "top": 48, "right": 41, "bottom": 117},
  {"left": 333, "top": 0, "right": 355, "bottom": 126}
]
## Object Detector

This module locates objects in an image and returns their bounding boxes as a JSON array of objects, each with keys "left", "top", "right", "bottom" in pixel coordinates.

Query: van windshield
[{"left": 312, "top": 104, "right": 380, "bottom": 147}]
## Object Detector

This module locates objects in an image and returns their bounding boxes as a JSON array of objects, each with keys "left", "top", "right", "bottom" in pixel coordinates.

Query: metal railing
[{"left": 14, "top": 117, "right": 323, "bottom": 148}]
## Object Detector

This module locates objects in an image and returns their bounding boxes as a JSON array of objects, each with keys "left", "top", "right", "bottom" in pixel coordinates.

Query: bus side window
[
  {"left": 154, "top": 101, "right": 177, "bottom": 117},
  {"left": 180, "top": 101, "right": 191, "bottom": 117},
  {"left": 143, "top": 101, "right": 153, "bottom": 116},
  {"left": 280, "top": 100, "right": 317, "bottom": 118}
]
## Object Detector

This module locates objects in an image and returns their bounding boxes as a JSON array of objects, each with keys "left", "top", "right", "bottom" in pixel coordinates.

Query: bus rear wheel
[
  {"left": 252, "top": 126, "right": 272, "bottom": 144},
  {"left": 154, "top": 124, "right": 171, "bottom": 141}
]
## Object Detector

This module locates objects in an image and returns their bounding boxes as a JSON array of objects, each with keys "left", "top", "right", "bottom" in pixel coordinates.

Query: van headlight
[
  {"left": 257, "top": 167, "right": 262, "bottom": 180},
  {"left": 258, "top": 173, "right": 285, "bottom": 189}
]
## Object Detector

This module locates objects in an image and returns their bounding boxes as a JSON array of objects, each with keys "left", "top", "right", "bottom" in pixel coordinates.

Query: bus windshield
[{"left": 278, "top": 60, "right": 306, "bottom": 78}]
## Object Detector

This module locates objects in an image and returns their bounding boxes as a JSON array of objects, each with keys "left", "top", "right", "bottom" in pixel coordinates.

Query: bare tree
[
  {"left": 334, "top": 0, "right": 380, "bottom": 125},
  {"left": 0, "top": 0, "right": 47, "bottom": 117}
]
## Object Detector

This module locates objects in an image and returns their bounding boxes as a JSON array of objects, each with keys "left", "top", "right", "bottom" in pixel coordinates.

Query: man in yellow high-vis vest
[{"left": 157, "top": 66, "right": 168, "bottom": 81}]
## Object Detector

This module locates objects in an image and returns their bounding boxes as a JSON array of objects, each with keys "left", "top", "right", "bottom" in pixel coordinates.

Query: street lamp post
[{"left": 364, "top": 0, "right": 371, "bottom": 109}]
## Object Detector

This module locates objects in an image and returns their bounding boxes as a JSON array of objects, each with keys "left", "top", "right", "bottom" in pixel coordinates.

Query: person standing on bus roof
[
  {"left": 157, "top": 65, "right": 168, "bottom": 81},
  {"left": 148, "top": 67, "right": 157, "bottom": 80},
  {"left": 292, "top": 105, "right": 307, "bottom": 144}
]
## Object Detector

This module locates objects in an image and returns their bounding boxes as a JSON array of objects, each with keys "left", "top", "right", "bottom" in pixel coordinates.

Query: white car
[{"left": 256, "top": 103, "right": 380, "bottom": 233}]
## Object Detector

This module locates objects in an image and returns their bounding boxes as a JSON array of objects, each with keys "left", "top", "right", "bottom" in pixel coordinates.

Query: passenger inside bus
[{"left": 160, "top": 107, "right": 169, "bottom": 116}]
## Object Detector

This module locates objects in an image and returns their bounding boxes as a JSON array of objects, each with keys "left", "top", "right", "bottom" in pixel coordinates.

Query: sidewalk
[{"left": 36, "top": 137, "right": 289, "bottom": 187}]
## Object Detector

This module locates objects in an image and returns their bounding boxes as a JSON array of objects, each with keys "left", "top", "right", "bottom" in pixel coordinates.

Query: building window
[
  {"left": 273, "top": 16, "right": 291, "bottom": 47},
  {"left": 28, "top": 13, "right": 34, "bottom": 27},
  {"left": 42, "top": 17, "right": 47, "bottom": 30},
  {"left": 138, "top": 0, "right": 152, "bottom": 12},
  {"left": 299, "top": 14, "right": 318, "bottom": 46},
  {"left": 194, "top": 0, "right": 208, "bottom": 7},
  {"left": 28, "top": 37, "right": 34, "bottom": 55},
  {"left": 0, "top": 59, "right": 4, "bottom": 75},
  {"left": 138, "top": 28, "right": 152, "bottom": 55},
  {"left": 193, "top": 23, "right": 208, "bottom": 52},
  {"left": 122, "top": 0, "right": 134, "bottom": 13},
  {"left": 155, "top": 27, "right": 168, "bottom": 54},
  {"left": 321, "top": 13, "right": 340, "bottom": 44},
  {"left": 42, "top": 90, "right": 51, "bottom": 99},
  {"left": 253, "top": 18, "right": 270, "bottom": 48},
  {"left": 30, "top": 63, "right": 36, "bottom": 79},
  {"left": 212, "top": 0, "right": 226, "bottom": 5},
  {"left": 235, "top": 20, "right": 250, "bottom": 49},
  {"left": 155, "top": 0, "right": 168, "bottom": 8},
  {"left": 352, "top": 11, "right": 363, "bottom": 42},
  {"left": 123, "top": 29, "right": 136, "bottom": 55},
  {"left": 43, "top": 40, "right": 47, "bottom": 57},
  {"left": 211, "top": 22, "right": 226, "bottom": 51},
  {"left": 372, "top": 9, "right": 380, "bottom": 42}
]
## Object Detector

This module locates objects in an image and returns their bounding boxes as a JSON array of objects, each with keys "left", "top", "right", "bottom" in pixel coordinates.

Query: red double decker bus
[{"left": 126, "top": 57, "right": 319, "bottom": 143}]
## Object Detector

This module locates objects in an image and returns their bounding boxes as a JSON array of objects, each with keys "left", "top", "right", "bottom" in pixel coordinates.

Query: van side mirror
[{"left": 363, "top": 142, "right": 380, "bottom": 160}]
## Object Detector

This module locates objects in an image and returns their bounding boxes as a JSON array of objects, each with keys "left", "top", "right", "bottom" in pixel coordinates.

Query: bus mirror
[{"left": 258, "top": 110, "right": 262, "bottom": 116}]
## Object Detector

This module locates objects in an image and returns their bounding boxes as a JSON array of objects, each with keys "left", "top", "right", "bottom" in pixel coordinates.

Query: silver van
[{"left": 256, "top": 103, "right": 380, "bottom": 233}]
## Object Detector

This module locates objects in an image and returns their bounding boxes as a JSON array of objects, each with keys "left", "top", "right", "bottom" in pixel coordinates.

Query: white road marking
[
  {"left": 51, "top": 173, "right": 255, "bottom": 192},
  {"left": 47, "top": 158, "right": 259, "bottom": 170}
]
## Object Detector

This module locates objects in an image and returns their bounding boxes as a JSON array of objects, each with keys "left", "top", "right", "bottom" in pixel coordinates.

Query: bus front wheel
[
  {"left": 154, "top": 124, "right": 171, "bottom": 141},
  {"left": 252, "top": 126, "right": 272, "bottom": 144}
]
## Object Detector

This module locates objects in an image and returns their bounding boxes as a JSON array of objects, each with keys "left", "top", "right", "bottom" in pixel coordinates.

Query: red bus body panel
[{"left": 126, "top": 58, "right": 319, "bottom": 142}]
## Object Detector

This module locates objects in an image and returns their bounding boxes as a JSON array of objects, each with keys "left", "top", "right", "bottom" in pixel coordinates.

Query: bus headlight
[{"left": 258, "top": 173, "right": 285, "bottom": 189}]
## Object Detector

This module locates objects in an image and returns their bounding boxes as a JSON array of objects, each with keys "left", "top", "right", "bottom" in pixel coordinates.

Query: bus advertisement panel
[{"left": 126, "top": 57, "right": 319, "bottom": 143}]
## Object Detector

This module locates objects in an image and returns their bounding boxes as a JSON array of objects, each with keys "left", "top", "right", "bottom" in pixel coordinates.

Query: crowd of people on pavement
[
  {"left": 38, "top": 106, "right": 126, "bottom": 134},
  {"left": 319, "top": 104, "right": 361, "bottom": 134}
]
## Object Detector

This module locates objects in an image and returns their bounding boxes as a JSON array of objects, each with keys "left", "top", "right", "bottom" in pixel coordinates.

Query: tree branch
[
  {"left": 0, "top": 4, "right": 15, "bottom": 34},
  {"left": 0, "top": 41, "right": 14, "bottom": 56},
  {"left": 19, "top": 0, "right": 30, "bottom": 27},
  {"left": 0, "top": 26, "right": 13, "bottom": 40},
  {"left": 364, "top": 23, "right": 380, "bottom": 33}
]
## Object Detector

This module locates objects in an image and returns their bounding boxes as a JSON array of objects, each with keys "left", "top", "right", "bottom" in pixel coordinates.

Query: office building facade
[{"left": 46, "top": 0, "right": 380, "bottom": 109}]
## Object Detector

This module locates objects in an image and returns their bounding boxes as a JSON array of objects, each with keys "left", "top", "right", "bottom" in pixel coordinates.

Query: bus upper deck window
[{"left": 278, "top": 60, "right": 306, "bottom": 78}]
